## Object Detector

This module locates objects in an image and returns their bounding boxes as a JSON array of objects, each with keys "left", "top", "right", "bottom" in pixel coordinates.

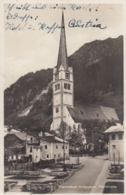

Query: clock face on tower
[{"left": 55, "top": 73, "right": 59, "bottom": 81}]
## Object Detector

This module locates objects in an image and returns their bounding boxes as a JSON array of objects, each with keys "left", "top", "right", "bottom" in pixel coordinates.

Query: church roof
[
  {"left": 57, "top": 11, "right": 69, "bottom": 71},
  {"left": 67, "top": 104, "right": 119, "bottom": 123}
]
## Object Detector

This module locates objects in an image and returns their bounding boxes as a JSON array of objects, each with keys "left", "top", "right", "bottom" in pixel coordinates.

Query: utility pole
[
  {"left": 77, "top": 125, "right": 80, "bottom": 164},
  {"left": 25, "top": 128, "right": 27, "bottom": 156}
]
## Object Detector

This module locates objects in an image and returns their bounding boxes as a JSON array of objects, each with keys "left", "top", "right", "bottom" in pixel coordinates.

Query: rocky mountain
[{"left": 4, "top": 35, "right": 123, "bottom": 131}]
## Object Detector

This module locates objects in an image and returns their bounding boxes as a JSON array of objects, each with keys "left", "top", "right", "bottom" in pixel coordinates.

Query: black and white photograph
[{"left": 3, "top": 2, "right": 124, "bottom": 194}]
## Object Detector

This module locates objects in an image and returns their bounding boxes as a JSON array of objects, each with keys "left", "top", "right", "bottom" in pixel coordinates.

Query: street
[{"left": 54, "top": 155, "right": 108, "bottom": 194}]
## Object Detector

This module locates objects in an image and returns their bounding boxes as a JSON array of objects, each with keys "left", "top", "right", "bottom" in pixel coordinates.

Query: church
[{"left": 50, "top": 11, "right": 119, "bottom": 133}]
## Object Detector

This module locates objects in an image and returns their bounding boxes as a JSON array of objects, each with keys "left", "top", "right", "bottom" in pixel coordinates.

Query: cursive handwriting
[
  {"left": 38, "top": 22, "right": 64, "bottom": 33},
  {"left": 5, "top": 22, "right": 35, "bottom": 31},
  {"left": 69, "top": 4, "right": 91, "bottom": 11},
  {"left": 32, "top": 3, "right": 46, "bottom": 9},
  {"left": 49, "top": 4, "right": 66, "bottom": 10},
  {"left": 16, "top": 3, "right": 31, "bottom": 11},
  {"left": 5, "top": 3, "right": 31, "bottom": 12},
  {"left": 68, "top": 19, "right": 107, "bottom": 29},
  {"left": 4, "top": 3, "right": 107, "bottom": 32},
  {"left": 6, "top": 12, "right": 33, "bottom": 23},
  {"left": 5, "top": 3, "right": 101, "bottom": 12}
]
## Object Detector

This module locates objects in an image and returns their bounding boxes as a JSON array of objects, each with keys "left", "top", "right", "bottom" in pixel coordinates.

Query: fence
[
  {"left": 70, "top": 151, "right": 106, "bottom": 157},
  {"left": 5, "top": 162, "right": 33, "bottom": 171},
  {"left": 5, "top": 159, "right": 56, "bottom": 172}
]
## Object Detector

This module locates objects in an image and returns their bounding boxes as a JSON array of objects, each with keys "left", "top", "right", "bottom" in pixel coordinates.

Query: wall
[
  {"left": 8, "top": 154, "right": 24, "bottom": 161},
  {"left": 108, "top": 133, "right": 124, "bottom": 162},
  {"left": 63, "top": 92, "right": 73, "bottom": 106},
  {"left": 52, "top": 142, "right": 69, "bottom": 159},
  {"left": 32, "top": 147, "right": 41, "bottom": 162},
  {"left": 52, "top": 65, "right": 74, "bottom": 131},
  {"left": 26, "top": 135, "right": 39, "bottom": 156},
  {"left": 39, "top": 139, "right": 69, "bottom": 160},
  {"left": 64, "top": 107, "right": 75, "bottom": 127},
  {"left": 39, "top": 139, "right": 52, "bottom": 160},
  {"left": 26, "top": 145, "right": 33, "bottom": 156}
]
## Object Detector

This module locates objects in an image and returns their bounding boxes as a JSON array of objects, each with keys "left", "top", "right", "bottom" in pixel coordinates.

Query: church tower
[{"left": 52, "top": 11, "right": 74, "bottom": 131}]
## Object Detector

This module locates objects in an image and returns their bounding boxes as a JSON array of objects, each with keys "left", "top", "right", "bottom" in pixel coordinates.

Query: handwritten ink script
[
  {"left": 4, "top": 3, "right": 107, "bottom": 33},
  {"left": 68, "top": 19, "right": 106, "bottom": 29}
]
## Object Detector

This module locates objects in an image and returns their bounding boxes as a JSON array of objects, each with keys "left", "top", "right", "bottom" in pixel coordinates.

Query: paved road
[
  {"left": 54, "top": 156, "right": 107, "bottom": 194},
  {"left": 89, "top": 160, "right": 109, "bottom": 193}
]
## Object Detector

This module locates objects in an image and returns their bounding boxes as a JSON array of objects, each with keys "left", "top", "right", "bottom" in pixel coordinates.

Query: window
[
  {"left": 112, "top": 134, "right": 115, "bottom": 140},
  {"left": 78, "top": 124, "right": 81, "bottom": 129},
  {"left": 30, "top": 137, "right": 33, "bottom": 143},
  {"left": 55, "top": 73, "right": 59, "bottom": 81},
  {"left": 47, "top": 154, "right": 49, "bottom": 158},
  {"left": 66, "top": 146, "right": 67, "bottom": 149},
  {"left": 119, "top": 134, "right": 122, "bottom": 140},
  {"left": 56, "top": 145, "right": 58, "bottom": 149},
  {"left": 68, "top": 84, "right": 70, "bottom": 90},
  {"left": 30, "top": 147, "right": 32, "bottom": 153},
  {"left": 55, "top": 83, "right": 60, "bottom": 91},
  {"left": 64, "top": 83, "right": 67, "bottom": 89},
  {"left": 62, "top": 145, "right": 64, "bottom": 149},
  {"left": 58, "top": 154, "right": 60, "bottom": 158},
  {"left": 112, "top": 145, "right": 116, "bottom": 149},
  {"left": 64, "top": 83, "right": 71, "bottom": 90},
  {"left": 45, "top": 145, "right": 47, "bottom": 149},
  {"left": 56, "top": 107, "right": 59, "bottom": 113},
  {"left": 54, "top": 154, "right": 56, "bottom": 158},
  {"left": 65, "top": 72, "right": 70, "bottom": 79},
  {"left": 73, "top": 124, "right": 76, "bottom": 130}
]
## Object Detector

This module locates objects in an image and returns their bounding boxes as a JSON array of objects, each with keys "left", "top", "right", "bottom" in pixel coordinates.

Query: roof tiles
[{"left": 67, "top": 104, "right": 119, "bottom": 123}]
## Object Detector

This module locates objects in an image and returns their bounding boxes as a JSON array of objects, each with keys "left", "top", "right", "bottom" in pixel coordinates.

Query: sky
[{"left": 4, "top": 3, "right": 123, "bottom": 89}]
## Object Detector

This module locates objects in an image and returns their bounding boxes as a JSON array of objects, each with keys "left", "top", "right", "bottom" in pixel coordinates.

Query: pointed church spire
[{"left": 57, "top": 10, "right": 69, "bottom": 71}]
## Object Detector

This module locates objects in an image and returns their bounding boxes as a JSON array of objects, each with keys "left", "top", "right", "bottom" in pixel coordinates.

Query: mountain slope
[{"left": 4, "top": 35, "right": 123, "bottom": 130}]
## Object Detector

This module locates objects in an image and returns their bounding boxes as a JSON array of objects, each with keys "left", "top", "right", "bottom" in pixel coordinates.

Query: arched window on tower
[
  {"left": 68, "top": 84, "right": 70, "bottom": 90},
  {"left": 55, "top": 83, "right": 60, "bottom": 91},
  {"left": 64, "top": 83, "right": 71, "bottom": 90}
]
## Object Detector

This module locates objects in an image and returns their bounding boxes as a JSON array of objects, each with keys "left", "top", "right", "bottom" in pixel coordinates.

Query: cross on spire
[{"left": 57, "top": 10, "right": 69, "bottom": 71}]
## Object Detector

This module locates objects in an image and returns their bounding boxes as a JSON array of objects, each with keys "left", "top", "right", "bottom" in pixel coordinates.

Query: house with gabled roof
[
  {"left": 4, "top": 130, "right": 69, "bottom": 162},
  {"left": 104, "top": 125, "right": 124, "bottom": 163},
  {"left": 32, "top": 134, "right": 69, "bottom": 162}
]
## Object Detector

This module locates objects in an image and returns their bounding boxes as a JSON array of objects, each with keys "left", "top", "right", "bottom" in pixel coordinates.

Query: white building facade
[
  {"left": 104, "top": 125, "right": 124, "bottom": 163},
  {"left": 32, "top": 136, "right": 69, "bottom": 162}
]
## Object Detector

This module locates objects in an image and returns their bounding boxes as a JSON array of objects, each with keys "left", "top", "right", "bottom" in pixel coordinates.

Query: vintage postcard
[{"left": 1, "top": 0, "right": 125, "bottom": 194}]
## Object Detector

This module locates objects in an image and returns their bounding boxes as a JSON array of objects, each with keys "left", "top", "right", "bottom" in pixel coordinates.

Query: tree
[
  {"left": 82, "top": 119, "right": 113, "bottom": 154},
  {"left": 56, "top": 121, "right": 70, "bottom": 140},
  {"left": 69, "top": 125, "right": 84, "bottom": 152}
]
